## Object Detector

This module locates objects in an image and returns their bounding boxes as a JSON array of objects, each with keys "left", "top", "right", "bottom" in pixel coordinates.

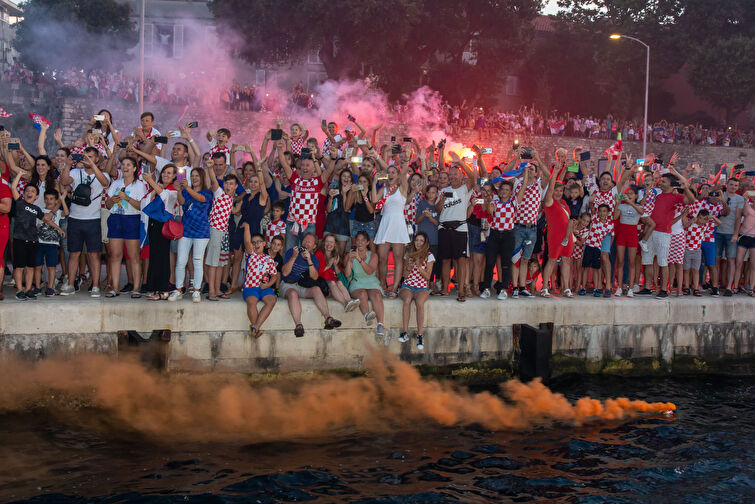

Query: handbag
[{"left": 161, "top": 219, "right": 184, "bottom": 240}]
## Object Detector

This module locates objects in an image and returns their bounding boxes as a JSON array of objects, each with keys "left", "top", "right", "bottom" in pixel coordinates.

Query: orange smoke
[{"left": 0, "top": 352, "right": 674, "bottom": 443}]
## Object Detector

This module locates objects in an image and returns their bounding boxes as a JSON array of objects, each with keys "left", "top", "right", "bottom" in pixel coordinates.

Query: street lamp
[{"left": 610, "top": 34, "right": 649, "bottom": 157}]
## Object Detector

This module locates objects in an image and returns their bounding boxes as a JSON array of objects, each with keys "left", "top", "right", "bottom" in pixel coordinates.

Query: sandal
[
  {"left": 130, "top": 291, "right": 142, "bottom": 299},
  {"left": 146, "top": 292, "right": 160, "bottom": 301},
  {"left": 693, "top": 289, "right": 702, "bottom": 297},
  {"left": 385, "top": 290, "right": 397, "bottom": 299},
  {"left": 294, "top": 324, "right": 305, "bottom": 338},
  {"left": 457, "top": 293, "right": 467, "bottom": 302},
  {"left": 324, "top": 316, "right": 342, "bottom": 330},
  {"left": 105, "top": 290, "right": 119, "bottom": 298},
  {"left": 206, "top": 295, "right": 220, "bottom": 301},
  {"left": 219, "top": 293, "right": 231, "bottom": 299}
]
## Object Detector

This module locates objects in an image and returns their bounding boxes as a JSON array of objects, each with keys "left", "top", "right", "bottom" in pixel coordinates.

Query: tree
[
  {"left": 686, "top": 35, "right": 755, "bottom": 123},
  {"left": 13, "top": 0, "right": 138, "bottom": 72},
  {"left": 209, "top": 0, "right": 541, "bottom": 101}
]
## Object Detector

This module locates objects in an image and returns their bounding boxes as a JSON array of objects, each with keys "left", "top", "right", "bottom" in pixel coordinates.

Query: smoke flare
[{"left": 0, "top": 352, "right": 675, "bottom": 443}]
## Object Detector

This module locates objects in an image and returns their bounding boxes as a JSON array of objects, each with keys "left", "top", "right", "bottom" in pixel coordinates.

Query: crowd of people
[
  {"left": 1, "top": 109, "right": 753, "bottom": 348},
  {"left": 447, "top": 103, "right": 754, "bottom": 148}
]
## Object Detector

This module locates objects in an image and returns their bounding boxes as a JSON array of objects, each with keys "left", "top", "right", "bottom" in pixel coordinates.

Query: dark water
[{"left": 0, "top": 375, "right": 753, "bottom": 504}]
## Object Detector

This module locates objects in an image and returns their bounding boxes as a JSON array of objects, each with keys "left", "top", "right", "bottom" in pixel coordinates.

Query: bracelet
[{"left": 188, "top": 139, "right": 195, "bottom": 143}]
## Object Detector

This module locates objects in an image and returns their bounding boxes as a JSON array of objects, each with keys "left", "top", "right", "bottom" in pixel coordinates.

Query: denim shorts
[
  {"left": 600, "top": 233, "right": 612, "bottom": 253},
  {"left": 513, "top": 224, "right": 537, "bottom": 260},
  {"left": 468, "top": 224, "right": 486, "bottom": 254},
  {"left": 715, "top": 232, "right": 737, "bottom": 259},
  {"left": 107, "top": 214, "right": 141, "bottom": 240},
  {"left": 351, "top": 220, "right": 376, "bottom": 239},
  {"left": 399, "top": 283, "right": 428, "bottom": 294}
]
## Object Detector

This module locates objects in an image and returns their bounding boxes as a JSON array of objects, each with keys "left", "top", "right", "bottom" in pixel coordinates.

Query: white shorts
[
  {"left": 100, "top": 208, "right": 110, "bottom": 244},
  {"left": 205, "top": 227, "right": 226, "bottom": 267},
  {"left": 642, "top": 231, "right": 671, "bottom": 267}
]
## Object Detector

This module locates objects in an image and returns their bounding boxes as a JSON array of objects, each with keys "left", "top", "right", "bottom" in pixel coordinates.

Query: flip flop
[
  {"left": 130, "top": 291, "right": 142, "bottom": 299},
  {"left": 219, "top": 293, "right": 231, "bottom": 299},
  {"left": 206, "top": 295, "right": 220, "bottom": 301}
]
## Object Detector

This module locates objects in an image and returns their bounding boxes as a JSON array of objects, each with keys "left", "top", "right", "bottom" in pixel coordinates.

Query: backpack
[{"left": 71, "top": 171, "right": 101, "bottom": 207}]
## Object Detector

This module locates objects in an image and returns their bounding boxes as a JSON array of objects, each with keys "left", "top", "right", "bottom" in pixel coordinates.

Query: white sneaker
[
  {"left": 90, "top": 286, "right": 101, "bottom": 298},
  {"left": 416, "top": 335, "right": 424, "bottom": 350},
  {"left": 167, "top": 290, "right": 183, "bottom": 301},
  {"left": 345, "top": 298, "right": 360, "bottom": 312},
  {"left": 563, "top": 288, "right": 574, "bottom": 298},
  {"left": 639, "top": 240, "right": 649, "bottom": 253},
  {"left": 615, "top": 287, "right": 623, "bottom": 297},
  {"left": 480, "top": 288, "right": 491, "bottom": 299},
  {"left": 398, "top": 332, "right": 409, "bottom": 343},
  {"left": 632, "top": 284, "right": 641, "bottom": 293},
  {"left": 627, "top": 289, "right": 634, "bottom": 298},
  {"left": 540, "top": 288, "right": 550, "bottom": 298},
  {"left": 192, "top": 290, "right": 201, "bottom": 303},
  {"left": 365, "top": 311, "right": 376, "bottom": 325},
  {"left": 376, "top": 323, "right": 385, "bottom": 336},
  {"left": 59, "top": 284, "right": 75, "bottom": 296},
  {"left": 497, "top": 289, "right": 508, "bottom": 300}
]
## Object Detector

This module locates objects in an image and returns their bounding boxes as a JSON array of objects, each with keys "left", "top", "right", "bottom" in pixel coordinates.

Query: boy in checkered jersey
[
  {"left": 683, "top": 209, "right": 720, "bottom": 296},
  {"left": 205, "top": 173, "right": 238, "bottom": 301},
  {"left": 239, "top": 223, "right": 278, "bottom": 339},
  {"left": 580, "top": 204, "right": 614, "bottom": 297},
  {"left": 206, "top": 128, "right": 232, "bottom": 164},
  {"left": 265, "top": 201, "right": 287, "bottom": 241}
]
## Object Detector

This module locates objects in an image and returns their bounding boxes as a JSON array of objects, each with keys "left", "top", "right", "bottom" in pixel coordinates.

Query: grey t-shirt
[
  {"left": 12, "top": 198, "right": 44, "bottom": 241},
  {"left": 618, "top": 203, "right": 641, "bottom": 225},
  {"left": 718, "top": 193, "right": 744, "bottom": 234}
]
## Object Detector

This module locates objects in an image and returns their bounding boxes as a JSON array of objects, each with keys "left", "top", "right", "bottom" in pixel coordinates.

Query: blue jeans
[{"left": 513, "top": 224, "right": 537, "bottom": 260}]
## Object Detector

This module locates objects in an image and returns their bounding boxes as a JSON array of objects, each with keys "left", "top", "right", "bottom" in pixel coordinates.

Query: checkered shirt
[
  {"left": 572, "top": 227, "right": 589, "bottom": 261},
  {"left": 641, "top": 188, "right": 659, "bottom": 216},
  {"left": 208, "top": 191, "right": 233, "bottom": 232},
  {"left": 266, "top": 218, "right": 286, "bottom": 240},
  {"left": 243, "top": 252, "right": 277, "bottom": 288},
  {"left": 685, "top": 222, "right": 708, "bottom": 251},
  {"left": 490, "top": 198, "right": 517, "bottom": 231},
  {"left": 700, "top": 200, "right": 722, "bottom": 241},
  {"left": 585, "top": 217, "right": 614, "bottom": 248},
  {"left": 16, "top": 177, "right": 28, "bottom": 192},
  {"left": 404, "top": 192, "right": 422, "bottom": 222},
  {"left": 287, "top": 171, "right": 324, "bottom": 226},
  {"left": 209, "top": 142, "right": 231, "bottom": 164},
  {"left": 403, "top": 253, "right": 435, "bottom": 289},
  {"left": 290, "top": 136, "right": 305, "bottom": 155},
  {"left": 668, "top": 232, "right": 685, "bottom": 263},
  {"left": 585, "top": 176, "right": 617, "bottom": 215},
  {"left": 514, "top": 177, "right": 543, "bottom": 225}
]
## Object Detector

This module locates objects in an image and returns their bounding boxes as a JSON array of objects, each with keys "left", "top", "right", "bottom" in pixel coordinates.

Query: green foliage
[
  {"left": 14, "top": 0, "right": 137, "bottom": 72},
  {"left": 687, "top": 35, "right": 755, "bottom": 121},
  {"left": 209, "top": 0, "right": 543, "bottom": 101}
]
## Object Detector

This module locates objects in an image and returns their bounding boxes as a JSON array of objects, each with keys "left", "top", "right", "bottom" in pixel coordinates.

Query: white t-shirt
[
  {"left": 154, "top": 155, "right": 190, "bottom": 177},
  {"left": 438, "top": 184, "right": 471, "bottom": 232},
  {"left": 69, "top": 168, "right": 110, "bottom": 220},
  {"left": 107, "top": 178, "right": 147, "bottom": 216}
]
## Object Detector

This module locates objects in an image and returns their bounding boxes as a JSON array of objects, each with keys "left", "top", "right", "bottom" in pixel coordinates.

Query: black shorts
[
  {"left": 581, "top": 245, "right": 601, "bottom": 270},
  {"left": 13, "top": 239, "right": 39, "bottom": 269},
  {"left": 438, "top": 228, "right": 468, "bottom": 260}
]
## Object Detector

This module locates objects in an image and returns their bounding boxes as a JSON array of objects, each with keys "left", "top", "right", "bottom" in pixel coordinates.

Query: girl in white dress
[{"left": 373, "top": 164, "right": 409, "bottom": 296}]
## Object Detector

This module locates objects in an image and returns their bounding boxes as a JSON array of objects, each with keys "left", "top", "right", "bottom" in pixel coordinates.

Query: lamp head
[{"left": 610, "top": 34, "right": 622, "bottom": 40}]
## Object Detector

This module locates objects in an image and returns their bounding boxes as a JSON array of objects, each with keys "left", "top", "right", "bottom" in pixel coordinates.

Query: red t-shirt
[
  {"left": 650, "top": 192, "right": 685, "bottom": 233},
  {"left": 0, "top": 182, "right": 12, "bottom": 227}
]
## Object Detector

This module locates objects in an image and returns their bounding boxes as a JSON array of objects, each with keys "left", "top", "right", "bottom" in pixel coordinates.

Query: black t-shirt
[{"left": 12, "top": 198, "right": 44, "bottom": 241}]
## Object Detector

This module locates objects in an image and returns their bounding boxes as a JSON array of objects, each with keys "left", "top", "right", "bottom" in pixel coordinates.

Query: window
[
  {"left": 173, "top": 24, "right": 184, "bottom": 58},
  {"left": 255, "top": 69, "right": 266, "bottom": 86},
  {"left": 143, "top": 23, "right": 155, "bottom": 57},
  {"left": 307, "top": 49, "right": 322, "bottom": 65}
]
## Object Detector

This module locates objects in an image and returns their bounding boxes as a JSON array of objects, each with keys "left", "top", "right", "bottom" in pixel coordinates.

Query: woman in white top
[
  {"left": 372, "top": 163, "right": 409, "bottom": 296},
  {"left": 104, "top": 156, "right": 147, "bottom": 298},
  {"left": 143, "top": 165, "right": 178, "bottom": 300}
]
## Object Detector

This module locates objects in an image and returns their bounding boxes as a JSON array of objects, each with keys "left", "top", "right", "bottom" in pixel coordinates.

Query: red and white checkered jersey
[
  {"left": 585, "top": 217, "right": 614, "bottom": 248},
  {"left": 16, "top": 177, "right": 28, "bottom": 192},
  {"left": 403, "top": 253, "right": 435, "bottom": 289},
  {"left": 685, "top": 222, "right": 709, "bottom": 251},
  {"left": 287, "top": 171, "right": 324, "bottom": 226},
  {"left": 585, "top": 176, "right": 618, "bottom": 215},
  {"left": 490, "top": 198, "right": 517, "bottom": 231},
  {"left": 290, "top": 136, "right": 305, "bottom": 155},
  {"left": 572, "top": 226, "right": 589, "bottom": 261},
  {"left": 243, "top": 252, "right": 277, "bottom": 288},
  {"left": 404, "top": 192, "right": 422, "bottom": 222},
  {"left": 513, "top": 177, "right": 543, "bottom": 225},
  {"left": 668, "top": 232, "right": 685, "bottom": 264},
  {"left": 641, "top": 188, "right": 659, "bottom": 216},
  {"left": 699, "top": 200, "right": 722, "bottom": 241},
  {"left": 208, "top": 189, "right": 233, "bottom": 232},
  {"left": 209, "top": 139, "right": 231, "bottom": 165},
  {"left": 136, "top": 127, "right": 162, "bottom": 152},
  {"left": 266, "top": 218, "right": 286, "bottom": 240}
]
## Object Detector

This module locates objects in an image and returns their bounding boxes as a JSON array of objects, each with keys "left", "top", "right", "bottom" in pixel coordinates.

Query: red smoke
[{"left": 0, "top": 352, "right": 675, "bottom": 443}]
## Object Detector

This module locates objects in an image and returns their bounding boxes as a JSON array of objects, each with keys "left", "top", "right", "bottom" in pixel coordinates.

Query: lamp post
[
  {"left": 139, "top": 0, "right": 146, "bottom": 115},
  {"left": 610, "top": 34, "right": 649, "bottom": 157}
]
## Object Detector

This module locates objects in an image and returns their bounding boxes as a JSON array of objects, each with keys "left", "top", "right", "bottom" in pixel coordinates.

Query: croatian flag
[
  {"left": 176, "top": 104, "right": 189, "bottom": 125},
  {"left": 604, "top": 137, "right": 623, "bottom": 159},
  {"left": 29, "top": 113, "right": 51, "bottom": 130},
  {"left": 0, "top": 107, "right": 11, "bottom": 118},
  {"left": 549, "top": 120, "right": 565, "bottom": 136}
]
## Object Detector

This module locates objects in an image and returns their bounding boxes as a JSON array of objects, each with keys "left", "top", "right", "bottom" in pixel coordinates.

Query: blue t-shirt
[
  {"left": 281, "top": 248, "right": 319, "bottom": 284},
  {"left": 181, "top": 189, "right": 213, "bottom": 238},
  {"left": 415, "top": 199, "right": 438, "bottom": 245}
]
